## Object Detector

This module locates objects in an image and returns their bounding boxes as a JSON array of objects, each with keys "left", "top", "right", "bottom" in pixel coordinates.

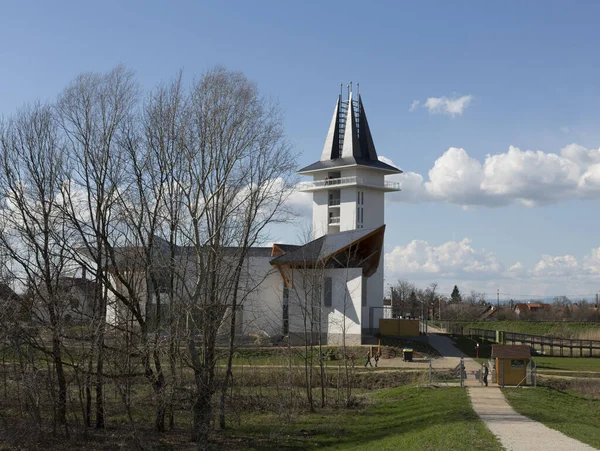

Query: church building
[
  {"left": 261, "top": 87, "right": 401, "bottom": 344},
  {"left": 71, "top": 87, "right": 401, "bottom": 347}
]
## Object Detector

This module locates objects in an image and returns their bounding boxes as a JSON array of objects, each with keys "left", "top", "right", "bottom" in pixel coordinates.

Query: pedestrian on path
[
  {"left": 483, "top": 363, "right": 489, "bottom": 386},
  {"left": 364, "top": 351, "right": 373, "bottom": 368},
  {"left": 374, "top": 352, "right": 380, "bottom": 368}
]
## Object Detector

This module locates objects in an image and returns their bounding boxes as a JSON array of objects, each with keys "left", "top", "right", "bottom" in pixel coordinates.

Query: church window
[
  {"left": 282, "top": 285, "right": 289, "bottom": 335},
  {"left": 323, "top": 277, "right": 332, "bottom": 307},
  {"left": 361, "top": 277, "right": 367, "bottom": 307}
]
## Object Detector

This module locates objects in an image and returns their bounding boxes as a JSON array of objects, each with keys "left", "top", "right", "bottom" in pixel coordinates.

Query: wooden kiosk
[{"left": 491, "top": 345, "right": 531, "bottom": 386}]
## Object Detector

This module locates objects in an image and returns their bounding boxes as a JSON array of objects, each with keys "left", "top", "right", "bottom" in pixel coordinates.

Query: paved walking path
[
  {"left": 469, "top": 387, "right": 596, "bottom": 451},
  {"left": 427, "top": 333, "right": 596, "bottom": 450},
  {"left": 427, "top": 333, "right": 482, "bottom": 386}
]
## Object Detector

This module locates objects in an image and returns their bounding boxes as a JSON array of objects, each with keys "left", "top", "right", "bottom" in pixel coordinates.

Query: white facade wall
[
  {"left": 308, "top": 165, "right": 388, "bottom": 335},
  {"left": 360, "top": 187, "right": 384, "bottom": 230},
  {"left": 326, "top": 268, "right": 363, "bottom": 344},
  {"left": 239, "top": 256, "right": 284, "bottom": 338},
  {"left": 285, "top": 267, "right": 363, "bottom": 345},
  {"left": 340, "top": 187, "right": 357, "bottom": 231},
  {"left": 312, "top": 190, "right": 330, "bottom": 238}
]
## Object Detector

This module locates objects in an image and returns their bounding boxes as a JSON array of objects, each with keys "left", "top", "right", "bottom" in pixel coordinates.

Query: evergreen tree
[
  {"left": 408, "top": 291, "right": 418, "bottom": 317},
  {"left": 450, "top": 285, "right": 462, "bottom": 304}
]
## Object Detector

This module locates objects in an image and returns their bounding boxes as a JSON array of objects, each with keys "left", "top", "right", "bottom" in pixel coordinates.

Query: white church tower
[{"left": 297, "top": 86, "right": 401, "bottom": 334}]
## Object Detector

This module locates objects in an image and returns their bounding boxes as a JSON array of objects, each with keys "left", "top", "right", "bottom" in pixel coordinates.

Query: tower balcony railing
[
  {"left": 328, "top": 199, "right": 341, "bottom": 206},
  {"left": 297, "top": 176, "right": 401, "bottom": 192},
  {"left": 328, "top": 216, "right": 340, "bottom": 225}
]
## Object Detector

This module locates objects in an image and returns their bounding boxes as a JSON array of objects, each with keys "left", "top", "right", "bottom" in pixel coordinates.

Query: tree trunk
[
  {"left": 192, "top": 383, "right": 213, "bottom": 448},
  {"left": 190, "top": 336, "right": 216, "bottom": 448},
  {"left": 153, "top": 349, "right": 167, "bottom": 432},
  {"left": 52, "top": 330, "right": 69, "bottom": 436},
  {"left": 219, "top": 254, "right": 246, "bottom": 429},
  {"left": 95, "top": 291, "right": 106, "bottom": 429}
]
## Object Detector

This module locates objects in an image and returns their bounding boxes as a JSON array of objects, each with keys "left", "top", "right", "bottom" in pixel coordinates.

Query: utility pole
[{"left": 497, "top": 288, "right": 500, "bottom": 310}]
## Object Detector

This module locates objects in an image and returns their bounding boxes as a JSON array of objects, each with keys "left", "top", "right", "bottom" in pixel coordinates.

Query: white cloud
[
  {"left": 532, "top": 254, "right": 579, "bottom": 278},
  {"left": 385, "top": 238, "right": 502, "bottom": 278},
  {"left": 508, "top": 262, "right": 525, "bottom": 273},
  {"left": 385, "top": 144, "right": 600, "bottom": 207},
  {"left": 582, "top": 247, "right": 600, "bottom": 274},
  {"left": 385, "top": 239, "right": 600, "bottom": 297},
  {"left": 284, "top": 183, "right": 312, "bottom": 219},
  {"left": 409, "top": 100, "right": 420, "bottom": 112},
  {"left": 421, "top": 95, "right": 473, "bottom": 116}
]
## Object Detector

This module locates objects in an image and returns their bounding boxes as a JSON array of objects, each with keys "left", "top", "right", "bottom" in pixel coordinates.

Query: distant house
[
  {"left": 477, "top": 305, "right": 497, "bottom": 321},
  {"left": 57, "top": 277, "right": 99, "bottom": 325},
  {"left": 0, "top": 282, "right": 18, "bottom": 302},
  {"left": 513, "top": 302, "right": 551, "bottom": 317},
  {"left": 33, "top": 277, "right": 99, "bottom": 326},
  {"left": 0, "top": 282, "right": 27, "bottom": 322}
]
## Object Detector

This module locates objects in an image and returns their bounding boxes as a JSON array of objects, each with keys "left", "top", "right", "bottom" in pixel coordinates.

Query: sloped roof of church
[
  {"left": 270, "top": 225, "right": 385, "bottom": 278},
  {"left": 298, "top": 93, "right": 402, "bottom": 174}
]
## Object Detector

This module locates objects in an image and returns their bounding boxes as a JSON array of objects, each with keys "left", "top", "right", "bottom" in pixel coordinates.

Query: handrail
[
  {"left": 468, "top": 327, "right": 600, "bottom": 357},
  {"left": 297, "top": 176, "right": 400, "bottom": 191}
]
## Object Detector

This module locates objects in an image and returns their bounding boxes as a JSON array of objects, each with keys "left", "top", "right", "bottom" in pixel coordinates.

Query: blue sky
[{"left": 2, "top": 1, "right": 600, "bottom": 299}]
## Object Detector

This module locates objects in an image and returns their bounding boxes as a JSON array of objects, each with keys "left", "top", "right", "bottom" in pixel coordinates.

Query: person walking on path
[
  {"left": 374, "top": 352, "right": 380, "bottom": 368},
  {"left": 483, "top": 363, "right": 489, "bottom": 386},
  {"left": 364, "top": 351, "right": 373, "bottom": 368}
]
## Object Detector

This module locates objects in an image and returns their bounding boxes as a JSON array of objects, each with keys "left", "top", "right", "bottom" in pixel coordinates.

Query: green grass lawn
[
  {"left": 450, "top": 335, "right": 493, "bottom": 364},
  {"left": 539, "top": 371, "right": 600, "bottom": 379},
  {"left": 534, "top": 356, "right": 600, "bottom": 371},
  {"left": 226, "top": 385, "right": 502, "bottom": 450},
  {"left": 504, "top": 385, "right": 600, "bottom": 449},
  {"left": 459, "top": 321, "right": 600, "bottom": 339}
]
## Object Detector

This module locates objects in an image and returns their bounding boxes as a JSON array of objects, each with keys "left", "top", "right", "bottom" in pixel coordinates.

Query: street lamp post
[{"left": 497, "top": 288, "right": 500, "bottom": 310}]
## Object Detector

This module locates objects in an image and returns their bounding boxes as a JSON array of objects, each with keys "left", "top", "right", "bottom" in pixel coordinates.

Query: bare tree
[
  {"left": 57, "top": 65, "right": 138, "bottom": 429},
  {"left": 0, "top": 104, "right": 71, "bottom": 435},
  {"left": 390, "top": 280, "right": 416, "bottom": 318},
  {"left": 0, "top": 65, "right": 295, "bottom": 447},
  {"left": 175, "top": 67, "right": 295, "bottom": 446}
]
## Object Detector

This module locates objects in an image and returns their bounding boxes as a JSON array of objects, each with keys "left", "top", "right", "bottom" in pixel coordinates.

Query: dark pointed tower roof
[{"left": 299, "top": 91, "right": 402, "bottom": 174}]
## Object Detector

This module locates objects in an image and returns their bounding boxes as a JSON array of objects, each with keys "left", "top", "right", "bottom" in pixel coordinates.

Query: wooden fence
[{"left": 469, "top": 328, "right": 600, "bottom": 357}]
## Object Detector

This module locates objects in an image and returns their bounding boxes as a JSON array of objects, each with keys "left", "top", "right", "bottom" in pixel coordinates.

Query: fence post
[{"left": 429, "top": 359, "right": 432, "bottom": 384}]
